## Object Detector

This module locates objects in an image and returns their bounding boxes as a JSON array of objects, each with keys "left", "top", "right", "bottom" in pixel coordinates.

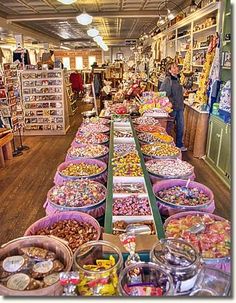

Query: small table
[{"left": 0, "top": 131, "right": 13, "bottom": 168}]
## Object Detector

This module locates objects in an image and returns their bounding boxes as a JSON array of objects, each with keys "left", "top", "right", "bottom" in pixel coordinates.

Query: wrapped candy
[
  {"left": 60, "top": 272, "right": 80, "bottom": 296},
  {"left": 119, "top": 233, "right": 142, "bottom": 284}
]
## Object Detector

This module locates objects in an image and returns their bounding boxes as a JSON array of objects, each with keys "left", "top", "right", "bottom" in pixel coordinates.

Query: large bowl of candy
[
  {"left": 77, "top": 123, "right": 110, "bottom": 134},
  {"left": 164, "top": 212, "right": 231, "bottom": 268},
  {"left": 135, "top": 125, "right": 166, "bottom": 134},
  {"left": 74, "top": 132, "right": 109, "bottom": 145},
  {"left": 57, "top": 159, "right": 107, "bottom": 180},
  {"left": 137, "top": 132, "right": 174, "bottom": 145},
  {"left": 153, "top": 179, "right": 214, "bottom": 211},
  {"left": 67, "top": 144, "right": 109, "bottom": 160},
  {"left": 146, "top": 159, "right": 194, "bottom": 179},
  {"left": 132, "top": 116, "right": 159, "bottom": 126},
  {"left": 141, "top": 143, "right": 181, "bottom": 159},
  {"left": 47, "top": 180, "right": 107, "bottom": 212}
]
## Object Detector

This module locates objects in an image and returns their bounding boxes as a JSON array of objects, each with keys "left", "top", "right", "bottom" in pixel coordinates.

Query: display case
[
  {"left": 64, "top": 72, "right": 77, "bottom": 116},
  {"left": 21, "top": 70, "right": 70, "bottom": 135}
]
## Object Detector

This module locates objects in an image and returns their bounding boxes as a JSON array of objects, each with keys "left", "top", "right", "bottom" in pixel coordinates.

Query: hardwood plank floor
[{"left": 0, "top": 105, "right": 231, "bottom": 245}]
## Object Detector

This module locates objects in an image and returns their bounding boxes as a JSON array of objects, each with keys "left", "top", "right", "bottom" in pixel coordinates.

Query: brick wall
[{"left": 54, "top": 50, "right": 102, "bottom": 69}]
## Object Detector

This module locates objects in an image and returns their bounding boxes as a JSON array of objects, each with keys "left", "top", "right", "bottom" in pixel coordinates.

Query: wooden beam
[{"left": 7, "top": 10, "right": 165, "bottom": 21}]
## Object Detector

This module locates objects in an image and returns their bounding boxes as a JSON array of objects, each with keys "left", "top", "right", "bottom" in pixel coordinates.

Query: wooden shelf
[
  {"left": 193, "top": 64, "right": 204, "bottom": 67},
  {"left": 177, "top": 33, "right": 190, "bottom": 39},
  {"left": 193, "top": 46, "right": 209, "bottom": 50},
  {"left": 193, "top": 24, "right": 217, "bottom": 34}
]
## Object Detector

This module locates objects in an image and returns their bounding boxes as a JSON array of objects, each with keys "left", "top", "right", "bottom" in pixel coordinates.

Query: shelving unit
[
  {"left": 152, "top": 1, "right": 222, "bottom": 69},
  {"left": 64, "top": 72, "right": 77, "bottom": 116},
  {"left": 21, "top": 70, "right": 70, "bottom": 135},
  {"left": 104, "top": 116, "right": 164, "bottom": 242}
]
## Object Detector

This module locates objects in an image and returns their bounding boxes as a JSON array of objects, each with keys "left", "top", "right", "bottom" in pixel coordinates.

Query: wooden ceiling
[{"left": 0, "top": 0, "right": 188, "bottom": 48}]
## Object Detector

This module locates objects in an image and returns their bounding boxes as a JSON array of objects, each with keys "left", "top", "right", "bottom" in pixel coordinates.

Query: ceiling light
[
  {"left": 189, "top": 0, "right": 197, "bottom": 13},
  {"left": 57, "top": 0, "right": 76, "bottom": 4},
  {"left": 160, "top": 19, "right": 165, "bottom": 25},
  {"left": 76, "top": 12, "right": 93, "bottom": 25},
  {"left": 60, "top": 45, "right": 71, "bottom": 50},
  {"left": 167, "top": 9, "right": 174, "bottom": 20},
  {"left": 101, "top": 45, "right": 109, "bottom": 51},
  {"left": 87, "top": 28, "right": 99, "bottom": 37},
  {"left": 93, "top": 35, "right": 103, "bottom": 44}
]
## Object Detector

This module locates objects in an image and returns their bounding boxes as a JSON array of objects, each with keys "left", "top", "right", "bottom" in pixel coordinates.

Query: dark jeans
[{"left": 167, "top": 109, "right": 184, "bottom": 148}]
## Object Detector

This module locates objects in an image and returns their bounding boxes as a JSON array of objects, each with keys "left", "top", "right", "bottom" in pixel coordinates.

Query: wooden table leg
[{"left": 2, "top": 142, "right": 13, "bottom": 160}]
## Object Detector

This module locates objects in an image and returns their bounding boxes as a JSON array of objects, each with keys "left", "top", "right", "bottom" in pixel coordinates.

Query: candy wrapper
[
  {"left": 60, "top": 272, "right": 80, "bottom": 296},
  {"left": 119, "top": 232, "right": 142, "bottom": 283}
]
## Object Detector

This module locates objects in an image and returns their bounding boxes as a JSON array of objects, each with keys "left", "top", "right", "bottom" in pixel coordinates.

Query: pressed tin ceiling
[{"left": 0, "top": 0, "right": 188, "bottom": 47}]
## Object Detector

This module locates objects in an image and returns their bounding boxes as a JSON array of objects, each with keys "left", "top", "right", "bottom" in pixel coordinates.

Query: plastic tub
[
  {"left": 65, "top": 144, "right": 109, "bottom": 163},
  {"left": 73, "top": 240, "right": 123, "bottom": 296},
  {"left": 164, "top": 211, "right": 231, "bottom": 273},
  {"left": 153, "top": 179, "right": 215, "bottom": 216},
  {"left": 44, "top": 180, "right": 106, "bottom": 219},
  {"left": 0, "top": 235, "right": 73, "bottom": 296},
  {"left": 118, "top": 262, "right": 174, "bottom": 296},
  {"left": 54, "top": 159, "right": 107, "bottom": 185},
  {"left": 24, "top": 211, "right": 101, "bottom": 254}
]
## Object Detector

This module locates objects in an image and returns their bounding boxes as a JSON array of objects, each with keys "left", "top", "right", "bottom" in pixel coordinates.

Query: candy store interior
[{"left": 0, "top": 0, "right": 232, "bottom": 298}]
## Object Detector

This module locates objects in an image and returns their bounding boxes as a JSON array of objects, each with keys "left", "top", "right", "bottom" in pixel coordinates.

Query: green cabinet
[{"left": 205, "top": 115, "right": 231, "bottom": 187}]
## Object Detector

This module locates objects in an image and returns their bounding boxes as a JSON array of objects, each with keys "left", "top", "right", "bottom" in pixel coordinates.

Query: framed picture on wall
[
  {"left": 222, "top": 51, "right": 231, "bottom": 67},
  {"left": 116, "top": 52, "right": 124, "bottom": 60}
]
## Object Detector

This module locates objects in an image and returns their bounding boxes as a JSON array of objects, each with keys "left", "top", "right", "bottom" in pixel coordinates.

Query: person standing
[{"left": 160, "top": 62, "right": 187, "bottom": 151}]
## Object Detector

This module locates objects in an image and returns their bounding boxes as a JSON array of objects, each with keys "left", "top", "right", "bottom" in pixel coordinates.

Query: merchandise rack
[
  {"left": 104, "top": 116, "right": 165, "bottom": 240},
  {"left": 21, "top": 70, "right": 70, "bottom": 135}
]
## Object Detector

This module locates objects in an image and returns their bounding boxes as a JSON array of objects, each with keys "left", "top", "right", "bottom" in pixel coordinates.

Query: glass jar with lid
[
  {"left": 73, "top": 240, "right": 123, "bottom": 296},
  {"left": 150, "top": 238, "right": 201, "bottom": 295}
]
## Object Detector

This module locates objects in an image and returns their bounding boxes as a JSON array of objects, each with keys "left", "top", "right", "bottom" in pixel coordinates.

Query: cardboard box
[{"left": 102, "top": 233, "right": 161, "bottom": 253}]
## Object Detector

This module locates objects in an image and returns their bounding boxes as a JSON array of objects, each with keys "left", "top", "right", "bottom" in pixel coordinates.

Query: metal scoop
[
  {"left": 113, "top": 224, "right": 151, "bottom": 235},
  {"left": 187, "top": 223, "right": 205, "bottom": 234},
  {"left": 179, "top": 178, "right": 193, "bottom": 197}
]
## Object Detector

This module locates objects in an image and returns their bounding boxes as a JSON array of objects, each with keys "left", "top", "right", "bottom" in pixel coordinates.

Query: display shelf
[
  {"left": 222, "top": 66, "right": 231, "bottom": 70},
  {"left": 21, "top": 70, "right": 70, "bottom": 135},
  {"left": 193, "top": 64, "right": 204, "bottom": 67},
  {"left": 193, "top": 24, "right": 217, "bottom": 34},
  {"left": 177, "top": 33, "right": 190, "bottom": 39},
  {"left": 193, "top": 46, "right": 209, "bottom": 50},
  {"left": 104, "top": 117, "right": 165, "bottom": 240}
]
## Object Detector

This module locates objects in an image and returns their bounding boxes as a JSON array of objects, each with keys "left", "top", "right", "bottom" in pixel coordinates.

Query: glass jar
[
  {"left": 150, "top": 238, "right": 201, "bottom": 295},
  {"left": 118, "top": 262, "right": 174, "bottom": 296},
  {"left": 189, "top": 267, "right": 231, "bottom": 296},
  {"left": 73, "top": 240, "right": 123, "bottom": 296}
]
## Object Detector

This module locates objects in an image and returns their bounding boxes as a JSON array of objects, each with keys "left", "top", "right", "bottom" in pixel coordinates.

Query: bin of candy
[
  {"left": 24, "top": 211, "right": 101, "bottom": 254},
  {"left": 0, "top": 235, "right": 73, "bottom": 296},
  {"left": 150, "top": 238, "right": 201, "bottom": 295},
  {"left": 118, "top": 262, "right": 174, "bottom": 296},
  {"left": 137, "top": 132, "right": 174, "bottom": 145},
  {"left": 73, "top": 240, "right": 123, "bottom": 296},
  {"left": 72, "top": 133, "right": 109, "bottom": 146},
  {"left": 146, "top": 159, "right": 195, "bottom": 183},
  {"left": 153, "top": 179, "right": 215, "bottom": 216},
  {"left": 135, "top": 125, "right": 166, "bottom": 134},
  {"left": 44, "top": 180, "right": 106, "bottom": 219},
  {"left": 77, "top": 123, "right": 110, "bottom": 135},
  {"left": 141, "top": 143, "right": 181, "bottom": 160},
  {"left": 164, "top": 212, "right": 231, "bottom": 273},
  {"left": 65, "top": 144, "right": 109, "bottom": 163},
  {"left": 132, "top": 117, "right": 160, "bottom": 126},
  {"left": 54, "top": 159, "right": 107, "bottom": 185}
]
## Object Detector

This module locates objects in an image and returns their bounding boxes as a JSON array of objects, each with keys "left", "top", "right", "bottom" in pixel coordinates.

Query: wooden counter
[
  {"left": 184, "top": 103, "right": 209, "bottom": 158},
  {"left": 0, "top": 131, "right": 13, "bottom": 167}
]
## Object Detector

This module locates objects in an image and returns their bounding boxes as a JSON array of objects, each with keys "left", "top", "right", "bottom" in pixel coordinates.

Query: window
[
  {"left": 75, "top": 56, "right": 83, "bottom": 70},
  {"left": 62, "top": 57, "right": 70, "bottom": 69},
  {"left": 88, "top": 56, "right": 96, "bottom": 68}
]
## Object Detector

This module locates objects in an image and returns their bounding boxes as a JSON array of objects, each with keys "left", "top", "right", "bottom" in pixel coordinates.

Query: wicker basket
[{"left": 0, "top": 235, "right": 73, "bottom": 296}]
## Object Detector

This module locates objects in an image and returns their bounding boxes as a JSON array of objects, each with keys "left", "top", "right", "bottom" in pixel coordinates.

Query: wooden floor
[{"left": 0, "top": 104, "right": 231, "bottom": 245}]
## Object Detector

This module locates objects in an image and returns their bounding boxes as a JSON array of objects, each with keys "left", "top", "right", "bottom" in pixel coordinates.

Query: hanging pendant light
[
  {"left": 57, "top": 0, "right": 76, "bottom": 4},
  {"left": 76, "top": 12, "right": 93, "bottom": 25},
  {"left": 189, "top": 0, "right": 197, "bottom": 13},
  {"left": 167, "top": 9, "right": 174, "bottom": 20},
  {"left": 93, "top": 35, "right": 103, "bottom": 44},
  {"left": 87, "top": 28, "right": 99, "bottom": 37}
]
